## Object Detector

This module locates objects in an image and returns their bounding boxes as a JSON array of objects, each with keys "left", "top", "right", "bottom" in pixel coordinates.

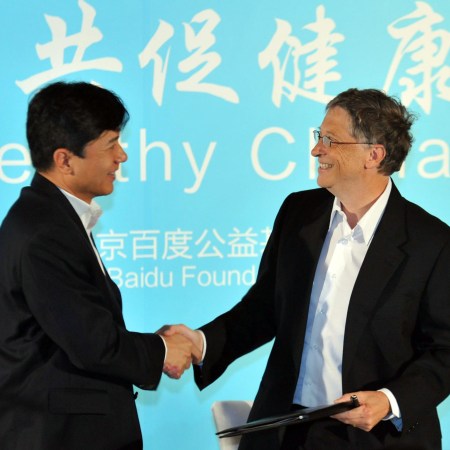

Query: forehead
[
  {"left": 98, "top": 130, "right": 120, "bottom": 142},
  {"left": 86, "top": 130, "right": 120, "bottom": 147},
  {"left": 320, "top": 106, "right": 353, "bottom": 137}
]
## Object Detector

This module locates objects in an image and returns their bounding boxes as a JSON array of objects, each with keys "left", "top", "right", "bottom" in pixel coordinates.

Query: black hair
[{"left": 26, "top": 81, "right": 129, "bottom": 171}]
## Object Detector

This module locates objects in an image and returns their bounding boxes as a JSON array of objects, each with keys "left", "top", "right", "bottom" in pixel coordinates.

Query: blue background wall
[{"left": 1, "top": 1, "right": 449, "bottom": 448}]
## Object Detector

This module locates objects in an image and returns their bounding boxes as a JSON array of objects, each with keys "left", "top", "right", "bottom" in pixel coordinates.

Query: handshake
[{"left": 157, "top": 324, "right": 204, "bottom": 379}]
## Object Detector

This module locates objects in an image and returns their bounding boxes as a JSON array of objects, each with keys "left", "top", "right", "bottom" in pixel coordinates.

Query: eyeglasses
[{"left": 313, "top": 130, "right": 373, "bottom": 147}]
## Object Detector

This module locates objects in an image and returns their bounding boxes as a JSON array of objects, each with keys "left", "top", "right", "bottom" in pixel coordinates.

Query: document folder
[{"left": 216, "top": 396, "right": 360, "bottom": 438}]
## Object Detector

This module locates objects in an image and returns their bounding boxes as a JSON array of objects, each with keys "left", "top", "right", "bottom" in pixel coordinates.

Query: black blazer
[
  {"left": 0, "top": 173, "right": 165, "bottom": 450},
  {"left": 195, "top": 183, "right": 450, "bottom": 449}
]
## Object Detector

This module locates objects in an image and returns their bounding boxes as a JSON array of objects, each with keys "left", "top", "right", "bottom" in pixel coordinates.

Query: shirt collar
[
  {"left": 329, "top": 178, "right": 392, "bottom": 245},
  {"left": 59, "top": 189, "right": 103, "bottom": 234}
]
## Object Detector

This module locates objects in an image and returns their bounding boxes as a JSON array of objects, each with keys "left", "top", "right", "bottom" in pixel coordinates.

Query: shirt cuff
[
  {"left": 378, "top": 388, "right": 401, "bottom": 418},
  {"left": 159, "top": 334, "right": 168, "bottom": 362},
  {"left": 378, "top": 388, "right": 403, "bottom": 431},
  {"left": 197, "top": 329, "right": 207, "bottom": 363}
]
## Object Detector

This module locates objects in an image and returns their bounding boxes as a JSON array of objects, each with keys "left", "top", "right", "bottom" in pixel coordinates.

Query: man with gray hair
[{"left": 165, "top": 88, "right": 450, "bottom": 449}]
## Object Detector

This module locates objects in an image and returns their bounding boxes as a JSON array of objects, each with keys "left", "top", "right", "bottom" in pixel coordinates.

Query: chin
[
  {"left": 316, "top": 175, "right": 333, "bottom": 188},
  {"left": 104, "top": 185, "right": 115, "bottom": 195},
  {"left": 97, "top": 189, "right": 113, "bottom": 198}
]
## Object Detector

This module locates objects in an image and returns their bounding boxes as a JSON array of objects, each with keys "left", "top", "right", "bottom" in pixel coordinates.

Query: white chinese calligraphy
[
  {"left": 138, "top": 20, "right": 175, "bottom": 106},
  {"left": 16, "top": 0, "right": 123, "bottom": 94},
  {"left": 259, "top": 6, "right": 344, "bottom": 107},
  {"left": 140, "top": 9, "right": 239, "bottom": 105},
  {"left": 176, "top": 9, "right": 239, "bottom": 103},
  {"left": 384, "top": 1, "right": 450, "bottom": 114}
]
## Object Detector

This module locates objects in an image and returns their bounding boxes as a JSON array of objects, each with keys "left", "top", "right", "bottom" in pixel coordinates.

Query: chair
[{"left": 211, "top": 400, "right": 253, "bottom": 450}]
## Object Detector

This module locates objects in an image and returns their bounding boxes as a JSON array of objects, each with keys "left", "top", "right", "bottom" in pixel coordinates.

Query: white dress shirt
[
  {"left": 293, "top": 179, "right": 400, "bottom": 424},
  {"left": 59, "top": 189, "right": 105, "bottom": 274}
]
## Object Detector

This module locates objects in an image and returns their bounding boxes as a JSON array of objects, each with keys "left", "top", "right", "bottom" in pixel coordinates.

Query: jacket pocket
[{"left": 48, "top": 388, "right": 110, "bottom": 415}]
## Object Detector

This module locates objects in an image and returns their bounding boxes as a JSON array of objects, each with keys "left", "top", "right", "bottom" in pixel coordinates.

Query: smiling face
[
  {"left": 311, "top": 106, "right": 373, "bottom": 200},
  {"left": 69, "top": 130, "right": 127, "bottom": 203},
  {"left": 60, "top": 130, "right": 127, "bottom": 203}
]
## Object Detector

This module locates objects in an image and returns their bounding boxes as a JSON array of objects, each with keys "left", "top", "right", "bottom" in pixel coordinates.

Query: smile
[{"left": 319, "top": 163, "right": 333, "bottom": 169}]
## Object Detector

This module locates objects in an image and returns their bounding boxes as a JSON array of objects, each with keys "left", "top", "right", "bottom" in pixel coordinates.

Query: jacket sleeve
[
  {"left": 194, "top": 194, "right": 296, "bottom": 389},
  {"left": 385, "top": 235, "right": 450, "bottom": 433},
  {"left": 20, "top": 223, "right": 165, "bottom": 390}
]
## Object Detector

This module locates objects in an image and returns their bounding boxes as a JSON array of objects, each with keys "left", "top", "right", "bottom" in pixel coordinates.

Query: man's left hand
[{"left": 332, "top": 391, "right": 390, "bottom": 431}]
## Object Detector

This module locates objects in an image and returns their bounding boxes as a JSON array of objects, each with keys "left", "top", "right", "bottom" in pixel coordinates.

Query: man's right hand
[
  {"left": 158, "top": 324, "right": 204, "bottom": 364},
  {"left": 158, "top": 330, "right": 202, "bottom": 379}
]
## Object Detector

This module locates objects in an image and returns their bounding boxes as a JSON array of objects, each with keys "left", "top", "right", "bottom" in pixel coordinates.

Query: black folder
[{"left": 216, "top": 396, "right": 360, "bottom": 438}]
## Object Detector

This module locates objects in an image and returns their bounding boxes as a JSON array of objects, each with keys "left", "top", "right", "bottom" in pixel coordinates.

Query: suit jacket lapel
[
  {"left": 289, "top": 192, "right": 333, "bottom": 369},
  {"left": 342, "top": 183, "right": 408, "bottom": 380},
  {"left": 32, "top": 173, "right": 105, "bottom": 271},
  {"left": 31, "top": 172, "right": 124, "bottom": 316},
  {"left": 32, "top": 173, "right": 90, "bottom": 237}
]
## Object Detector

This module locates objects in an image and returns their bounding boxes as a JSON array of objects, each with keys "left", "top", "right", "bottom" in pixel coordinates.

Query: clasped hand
[
  {"left": 156, "top": 324, "right": 203, "bottom": 379},
  {"left": 332, "top": 391, "right": 391, "bottom": 431}
]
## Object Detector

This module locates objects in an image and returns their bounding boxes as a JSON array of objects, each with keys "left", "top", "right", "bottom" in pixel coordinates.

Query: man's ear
[
  {"left": 365, "top": 144, "right": 386, "bottom": 169},
  {"left": 53, "top": 148, "right": 73, "bottom": 174}
]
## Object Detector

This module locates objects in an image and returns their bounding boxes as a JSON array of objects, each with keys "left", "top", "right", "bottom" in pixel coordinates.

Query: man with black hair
[{"left": 0, "top": 81, "right": 198, "bottom": 450}]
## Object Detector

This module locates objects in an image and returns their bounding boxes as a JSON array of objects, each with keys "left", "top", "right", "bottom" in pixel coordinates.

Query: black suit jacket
[
  {"left": 195, "top": 183, "right": 450, "bottom": 449},
  {"left": 0, "top": 173, "right": 165, "bottom": 450}
]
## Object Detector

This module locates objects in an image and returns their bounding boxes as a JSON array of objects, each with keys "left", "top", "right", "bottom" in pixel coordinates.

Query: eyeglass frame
[{"left": 313, "top": 130, "right": 374, "bottom": 147}]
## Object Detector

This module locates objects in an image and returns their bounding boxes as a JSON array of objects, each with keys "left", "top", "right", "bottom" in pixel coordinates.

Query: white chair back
[{"left": 211, "top": 400, "right": 253, "bottom": 450}]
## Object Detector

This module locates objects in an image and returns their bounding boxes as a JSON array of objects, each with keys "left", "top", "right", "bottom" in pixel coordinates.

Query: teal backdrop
[{"left": 1, "top": 1, "right": 449, "bottom": 448}]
